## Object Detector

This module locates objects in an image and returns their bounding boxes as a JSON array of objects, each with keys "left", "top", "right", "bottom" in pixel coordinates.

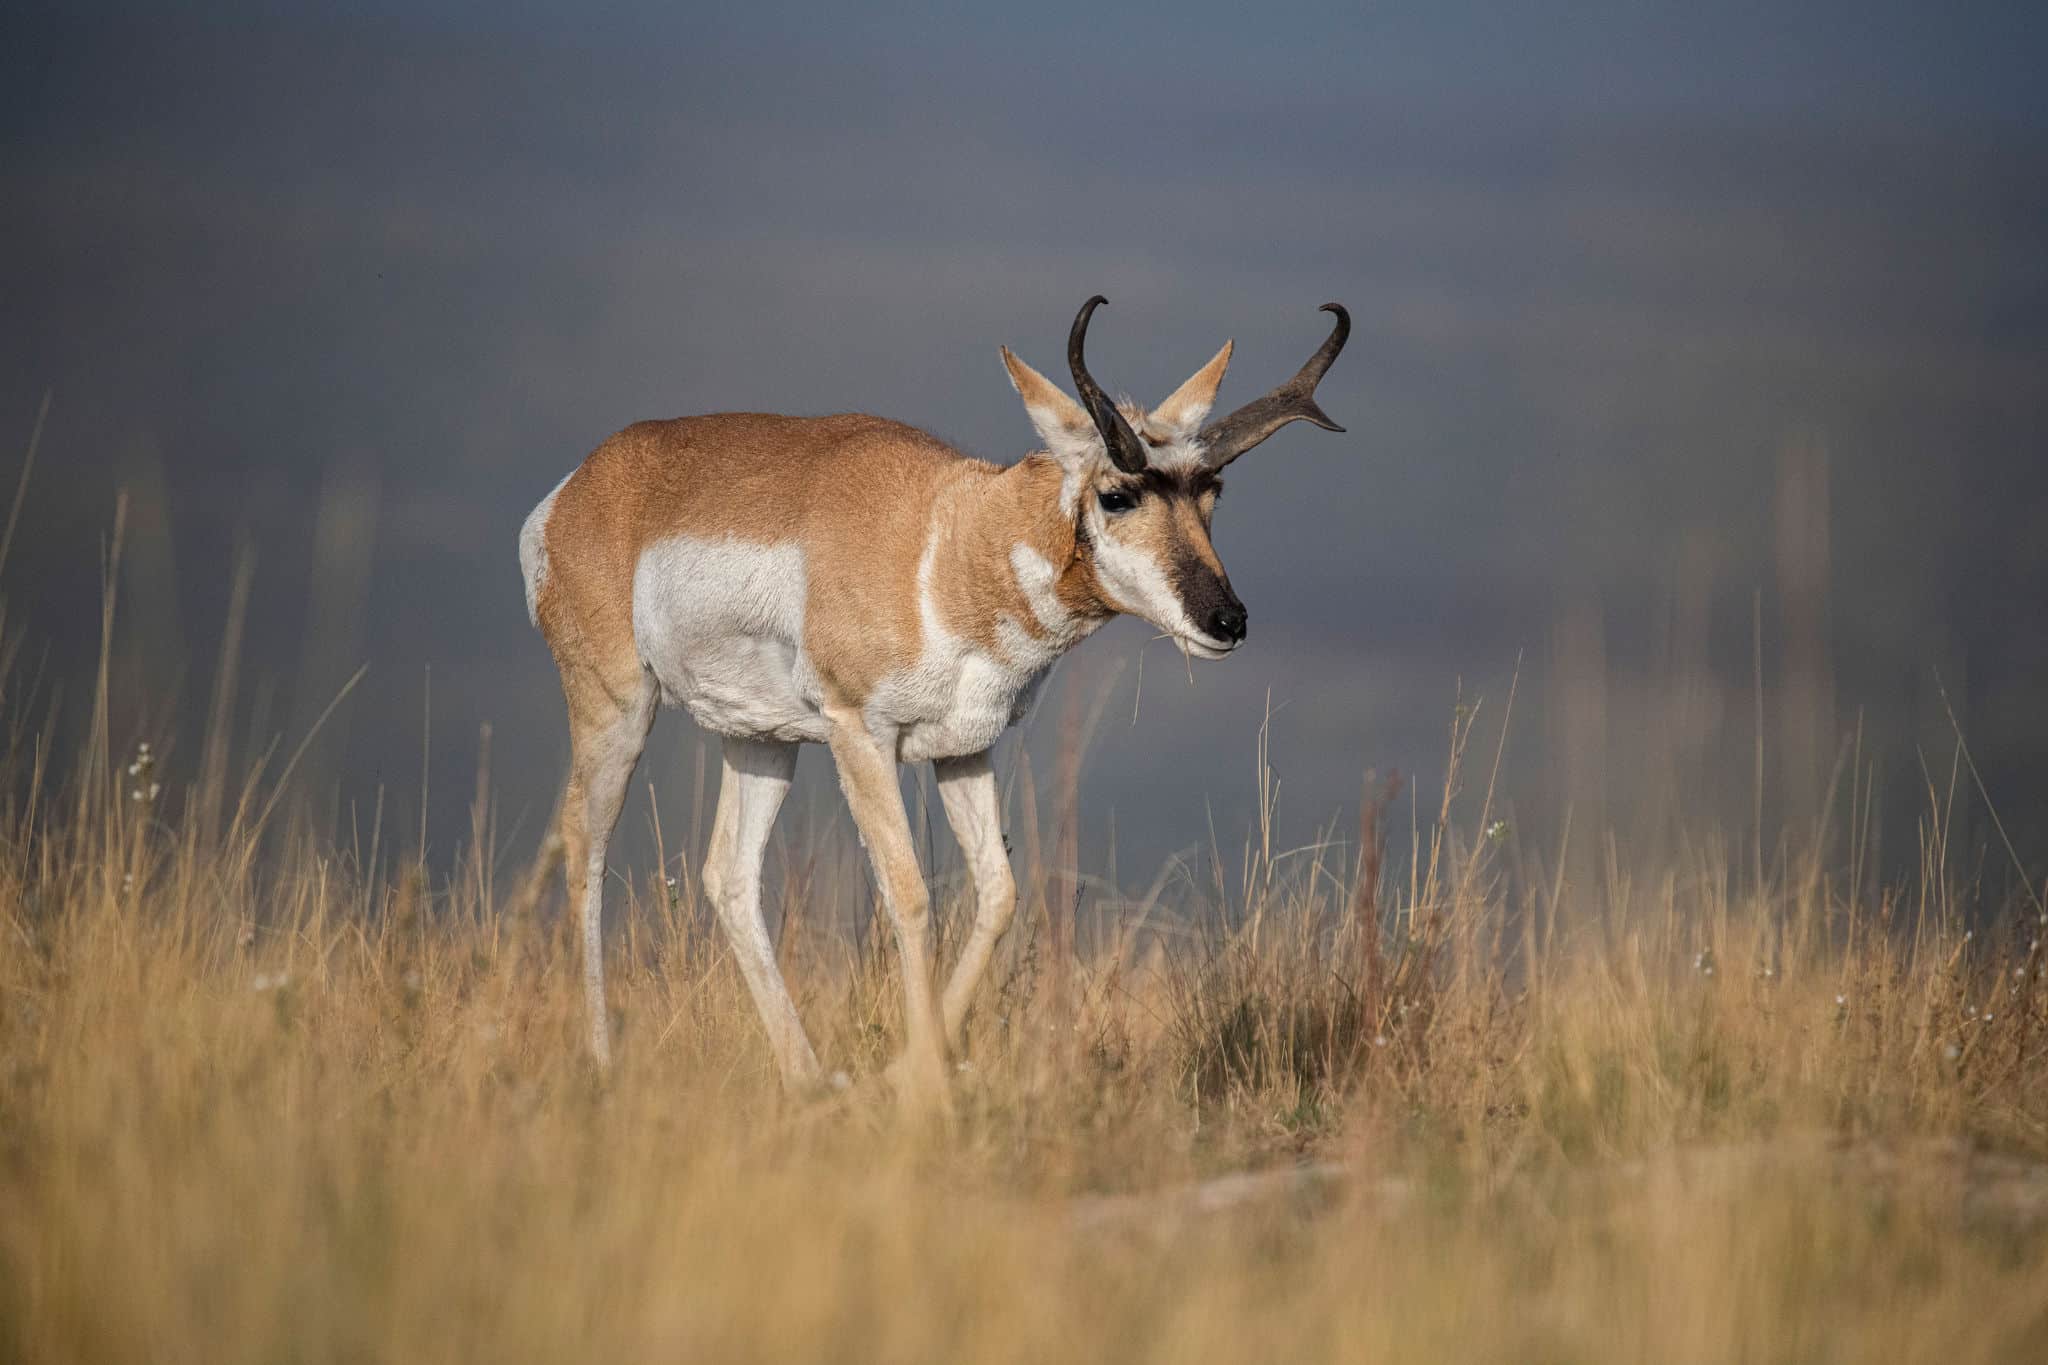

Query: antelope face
[
  {"left": 1080, "top": 445, "right": 1244, "bottom": 658},
  {"left": 1001, "top": 295, "right": 1349, "bottom": 661}
]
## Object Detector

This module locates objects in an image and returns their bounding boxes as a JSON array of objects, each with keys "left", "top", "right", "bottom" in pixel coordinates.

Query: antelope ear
[
  {"left": 1149, "top": 341, "right": 1234, "bottom": 436},
  {"left": 1001, "top": 346, "right": 1101, "bottom": 471}
]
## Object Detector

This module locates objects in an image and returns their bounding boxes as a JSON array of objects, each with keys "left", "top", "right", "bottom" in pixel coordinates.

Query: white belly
[{"left": 632, "top": 536, "right": 831, "bottom": 744}]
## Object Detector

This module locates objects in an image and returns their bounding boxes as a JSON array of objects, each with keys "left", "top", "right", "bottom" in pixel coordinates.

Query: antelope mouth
[{"left": 1174, "top": 632, "right": 1241, "bottom": 661}]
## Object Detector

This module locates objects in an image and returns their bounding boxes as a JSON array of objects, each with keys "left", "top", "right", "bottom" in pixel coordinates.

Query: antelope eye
[{"left": 1097, "top": 488, "right": 1138, "bottom": 515}]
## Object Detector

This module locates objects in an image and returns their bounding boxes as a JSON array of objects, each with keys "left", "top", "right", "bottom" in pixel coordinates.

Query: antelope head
[{"left": 1000, "top": 295, "right": 1349, "bottom": 658}]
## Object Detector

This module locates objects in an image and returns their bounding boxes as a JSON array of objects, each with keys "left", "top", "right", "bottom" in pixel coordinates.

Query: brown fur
[
  {"left": 533, "top": 414, "right": 1143, "bottom": 713},
  {"left": 924, "top": 454, "right": 1108, "bottom": 654},
  {"left": 533, "top": 406, "right": 1229, "bottom": 847},
  {"left": 531, "top": 364, "right": 1238, "bottom": 1089},
  {"left": 536, "top": 415, "right": 941, "bottom": 706}
]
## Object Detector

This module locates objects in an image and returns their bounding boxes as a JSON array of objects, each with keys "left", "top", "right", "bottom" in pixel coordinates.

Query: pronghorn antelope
[{"left": 520, "top": 296, "right": 1348, "bottom": 1094}]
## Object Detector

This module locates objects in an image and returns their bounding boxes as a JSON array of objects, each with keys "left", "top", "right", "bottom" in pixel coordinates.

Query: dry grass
[
  {"left": 4, "top": 674, "right": 2048, "bottom": 1365},
  {"left": 1, "top": 469, "right": 2044, "bottom": 1360}
]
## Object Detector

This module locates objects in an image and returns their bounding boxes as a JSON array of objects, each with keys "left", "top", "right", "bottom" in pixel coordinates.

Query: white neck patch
[{"left": 1009, "top": 543, "right": 1072, "bottom": 636}]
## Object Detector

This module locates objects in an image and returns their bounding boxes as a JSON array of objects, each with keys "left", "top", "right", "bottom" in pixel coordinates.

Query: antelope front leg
[
  {"left": 934, "top": 751, "right": 1015, "bottom": 1048},
  {"left": 824, "top": 713, "right": 949, "bottom": 1105}
]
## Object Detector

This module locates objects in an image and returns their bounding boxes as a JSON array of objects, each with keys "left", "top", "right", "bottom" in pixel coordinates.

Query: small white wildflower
[
  {"left": 1983, "top": 1013, "right": 1995, "bottom": 1023},
  {"left": 121, "top": 872, "right": 135, "bottom": 893},
  {"left": 1373, "top": 1034, "right": 1389, "bottom": 1048},
  {"left": 124, "top": 746, "right": 161, "bottom": 805},
  {"left": 1835, "top": 994, "right": 1847, "bottom": 1007},
  {"left": 251, "top": 970, "right": 290, "bottom": 993},
  {"left": 1944, "top": 1042, "right": 1961, "bottom": 1061},
  {"left": 1485, "top": 820, "right": 1509, "bottom": 845},
  {"left": 2017, "top": 967, "right": 2029, "bottom": 979}
]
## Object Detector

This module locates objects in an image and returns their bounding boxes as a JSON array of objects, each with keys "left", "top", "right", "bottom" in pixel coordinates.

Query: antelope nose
[{"left": 1208, "top": 601, "right": 1248, "bottom": 645}]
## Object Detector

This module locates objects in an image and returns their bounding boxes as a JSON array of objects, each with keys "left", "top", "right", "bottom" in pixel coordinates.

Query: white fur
[
  {"left": 1008, "top": 543, "right": 1072, "bottom": 637},
  {"left": 1002, "top": 357, "right": 1098, "bottom": 515},
  {"left": 518, "top": 471, "right": 573, "bottom": 625},
  {"left": 876, "top": 526, "right": 1072, "bottom": 762},
  {"left": 631, "top": 535, "right": 831, "bottom": 743},
  {"left": 703, "top": 737, "right": 824, "bottom": 1085},
  {"left": 1081, "top": 499, "right": 1236, "bottom": 657},
  {"left": 992, "top": 614, "right": 1041, "bottom": 668},
  {"left": 934, "top": 751, "right": 1015, "bottom": 1041},
  {"left": 1052, "top": 454, "right": 1090, "bottom": 516},
  {"left": 1136, "top": 436, "right": 1210, "bottom": 473},
  {"left": 1143, "top": 340, "right": 1233, "bottom": 466},
  {"left": 630, "top": 529, "right": 1076, "bottom": 764}
]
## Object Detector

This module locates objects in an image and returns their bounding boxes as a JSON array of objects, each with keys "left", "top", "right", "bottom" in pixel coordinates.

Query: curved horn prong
[
  {"left": 1067, "top": 295, "right": 1149, "bottom": 475},
  {"left": 1198, "top": 303, "right": 1350, "bottom": 469}
]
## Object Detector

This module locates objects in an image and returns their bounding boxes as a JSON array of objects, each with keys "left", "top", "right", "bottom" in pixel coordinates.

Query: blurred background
[{"left": 4, "top": 1, "right": 2044, "bottom": 892}]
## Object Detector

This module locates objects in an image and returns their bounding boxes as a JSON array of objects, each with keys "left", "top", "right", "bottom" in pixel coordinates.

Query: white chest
[
  {"left": 877, "top": 529, "right": 1087, "bottom": 760},
  {"left": 877, "top": 630, "right": 1054, "bottom": 762}
]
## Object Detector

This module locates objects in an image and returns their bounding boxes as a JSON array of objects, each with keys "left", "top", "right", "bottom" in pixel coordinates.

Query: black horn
[
  {"left": 1067, "top": 295, "right": 1149, "bottom": 475},
  {"left": 1198, "top": 303, "right": 1349, "bottom": 469}
]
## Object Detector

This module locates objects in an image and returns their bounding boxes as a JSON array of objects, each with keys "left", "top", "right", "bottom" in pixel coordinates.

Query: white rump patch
[{"left": 518, "top": 470, "right": 572, "bottom": 626}]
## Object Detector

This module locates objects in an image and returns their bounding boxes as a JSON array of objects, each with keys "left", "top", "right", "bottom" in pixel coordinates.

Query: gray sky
[{"left": 4, "top": 1, "right": 2046, "bottom": 894}]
